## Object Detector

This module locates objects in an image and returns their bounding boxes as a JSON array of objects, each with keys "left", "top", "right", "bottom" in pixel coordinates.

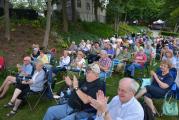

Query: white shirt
[
  {"left": 76, "top": 58, "right": 86, "bottom": 69},
  {"left": 95, "top": 96, "right": 144, "bottom": 120},
  {"left": 162, "top": 56, "right": 176, "bottom": 68},
  {"left": 59, "top": 56, "right": 70, "bottom": 67}
]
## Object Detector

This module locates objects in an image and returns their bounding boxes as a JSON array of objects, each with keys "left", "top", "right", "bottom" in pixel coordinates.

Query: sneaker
[{"left": 4, "top": 102, "right": 14, "bottom": 108}]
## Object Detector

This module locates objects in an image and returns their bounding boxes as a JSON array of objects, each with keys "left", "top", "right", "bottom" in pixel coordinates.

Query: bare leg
[
  {"left": 0, "top": 76, "right": 16, "bottom": 93},
  {"left": 144, "top": 96, "right": 156, "bottom": 114},
  {"left": 135, "top": 87, "right": 147, "bottom": 99},
  {"left": 13, "top": 99, "right": 22, "bottom": 111},
  {"left": 10, "top": 88, "right": 22, "bottom": 103},
  {"left": 0, "top": 79, "right": 16, "bottom": 98}
]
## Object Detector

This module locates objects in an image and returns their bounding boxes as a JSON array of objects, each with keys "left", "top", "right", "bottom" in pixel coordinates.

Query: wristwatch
[{"left": 74, "top": 87, "right": 79, "bottom": 91}]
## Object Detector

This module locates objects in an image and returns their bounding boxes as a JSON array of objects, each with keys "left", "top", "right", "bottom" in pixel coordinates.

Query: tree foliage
[
  {"left": 160, "top": 0, "right": 179, "bottom": 28},
  {"left": 107, "top": 0, "right": 164, "bottom": 24}
]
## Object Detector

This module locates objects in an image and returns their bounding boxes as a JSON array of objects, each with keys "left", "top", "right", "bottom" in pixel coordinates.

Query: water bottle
[
  {"left": 23, "top": 76, "right": 25, "bottom": 81},
  {"left": 59, "top": 91, "right": 65, "bottom": 104},
  {"left": 60, "top": 91, "right": 64, "bottom": 98},
  {"left": 66, "top": 88, "right": 71, "bottom": 96}
]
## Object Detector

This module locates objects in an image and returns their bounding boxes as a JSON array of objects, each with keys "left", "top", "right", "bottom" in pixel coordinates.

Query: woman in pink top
[{"left": 127, "top": 47, "right": 147, "bottom": 77}]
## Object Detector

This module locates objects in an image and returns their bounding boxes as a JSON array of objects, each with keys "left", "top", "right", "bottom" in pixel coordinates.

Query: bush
[
  {"left": 81, "top": 22, "right": 114, "bottom": 38},
  {"left": 118, "top": 22, "right": 151, "bottom": 36},
  {"left": 160, "top": 31, "right": 179, "bottom": 37}
]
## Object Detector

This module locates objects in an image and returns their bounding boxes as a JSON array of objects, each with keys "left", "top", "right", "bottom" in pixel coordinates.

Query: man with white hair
[
  {"left": 90, "top": 77, "right": 144, "bottom": 120},
  {"left": 98, "top": 50, "right": 112, "bottom": 79}
]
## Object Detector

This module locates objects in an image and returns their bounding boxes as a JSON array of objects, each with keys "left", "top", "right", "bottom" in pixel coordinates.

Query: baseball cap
[{"left": 87, "top": 63, "right": 100, "bottom": 74}]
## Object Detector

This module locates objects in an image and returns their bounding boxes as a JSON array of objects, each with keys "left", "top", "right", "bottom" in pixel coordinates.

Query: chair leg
[
  {"left": 26, "top": 95, "right": 33, "bottom": 111},
  {"left": 33, "top": 87, "right": 48, "bottom": 110}
]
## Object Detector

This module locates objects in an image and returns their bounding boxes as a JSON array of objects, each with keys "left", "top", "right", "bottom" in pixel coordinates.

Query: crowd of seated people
[{"left": 1, "top": 32, "right": 179, "bottom": 119}]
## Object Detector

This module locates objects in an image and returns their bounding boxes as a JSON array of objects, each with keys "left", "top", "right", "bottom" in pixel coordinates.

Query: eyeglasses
[{"left": 86, "top": 68, "right": 92, "bottom": 73}]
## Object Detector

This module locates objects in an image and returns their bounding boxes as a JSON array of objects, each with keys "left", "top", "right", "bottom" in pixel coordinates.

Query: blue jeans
[
  {"left": 127, "top": 63, "right": 143, "bottom": 77},
  {"left": 43, "top": 103, "right": 75, "bottom": 120}
]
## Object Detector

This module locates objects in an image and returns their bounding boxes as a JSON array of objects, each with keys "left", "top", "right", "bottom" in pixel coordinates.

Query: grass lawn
[{"left": 0, "top": 64, "right": 178, "bottom": 120}]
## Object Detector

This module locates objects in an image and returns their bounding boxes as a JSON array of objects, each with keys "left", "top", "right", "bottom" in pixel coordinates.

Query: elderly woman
[
  {"left": 162, "top": 50, "right": 176, "bottom": 68},
  {"left": 135, "top": 60, "right": 174, "bottom": 115},
  {"left": 4, "top": 61, "right": 45, "bottom": 116},
  {"left": 71, "top": 51, "right": 86, "bottom": 71},
  {"left": 127, "top": 47, "right": 147, "bottom": 77},
  {"left": 0, "top": 56, "right": 33, "bottom": 99}
]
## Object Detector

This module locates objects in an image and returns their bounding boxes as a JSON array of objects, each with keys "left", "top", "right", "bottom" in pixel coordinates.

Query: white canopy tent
[{"left": 153, "top": 19, "right": 165, "bottom": 24}]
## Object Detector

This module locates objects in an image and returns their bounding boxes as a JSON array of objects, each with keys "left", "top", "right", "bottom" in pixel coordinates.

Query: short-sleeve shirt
[
  {"left": 135, "top": 53, "right": 147, "bottom": 66},
  {"left": 152, "top": 69, "right": 174, "bottom": 89},
  {"left": 68, "top": 78, "right": 102, "bottom": 111},
  {"left": 37, "top": 54, "right": 49, "bottom": 64},
  {"left": 99, "top": 57, "right": 112, "bottom": 70},
  {"left": 21, "top": 64, "right": 33, "bottom": 76}
]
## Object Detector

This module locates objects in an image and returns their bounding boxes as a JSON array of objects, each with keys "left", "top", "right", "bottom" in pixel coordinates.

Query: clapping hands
[
  {"left": 64, "top": 75, "right": 79, "bottom": 88},
  {"left": 90, "top": 90, "right": 109, "bottom": 113}
]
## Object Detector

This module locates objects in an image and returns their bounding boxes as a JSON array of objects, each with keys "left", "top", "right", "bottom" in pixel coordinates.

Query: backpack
[
  {"left": 0, "top": 56, "right": 5, "bottom": 71},
  {"left": 142, "top": 103, "right": 155, "bottom": 120}
]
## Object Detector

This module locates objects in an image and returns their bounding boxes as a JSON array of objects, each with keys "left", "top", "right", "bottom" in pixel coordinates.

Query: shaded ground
[{"left": 0, "top": 25, "right": 56, "bottom": 67}]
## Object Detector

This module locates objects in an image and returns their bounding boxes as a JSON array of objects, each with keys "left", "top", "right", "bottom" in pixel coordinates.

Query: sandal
[
  {"left": 6, "top": 110, "right": 17, "bottom": 117},
  {"left": 3, "top": 102, "right": 14, "bottom": 108}
]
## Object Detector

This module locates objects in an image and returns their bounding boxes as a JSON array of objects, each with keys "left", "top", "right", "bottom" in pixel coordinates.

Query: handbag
[{"left": 162, "top": 90, "right": 178, "bottom": 116}]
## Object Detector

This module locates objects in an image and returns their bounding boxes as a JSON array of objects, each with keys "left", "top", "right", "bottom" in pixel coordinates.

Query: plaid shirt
[{"left": 99, "top": 57, "right": 112, "bottom": 70}]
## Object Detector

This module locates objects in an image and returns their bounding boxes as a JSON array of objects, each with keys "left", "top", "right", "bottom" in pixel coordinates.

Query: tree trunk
[
  {"left": 71, "top": 0, "right": 76, "bottom": 22},
  {"left": 124, "top": 12, "right": 127, "bottom": 22},
  {"left": 174, "top": 23, "right": 179, "bottom": 33},
  {"left": 4, "top": 0, "right": 10, "bottom": 41},
  {"left": 43, "top": 0, "right": 52, "bottom": 49},
  {"left": 62, "top": 0, "right": 68, "bottom": 32},
  {"left": 116, "top": 14, "right": 119, "bottom": 32},
  {"left": 94, "top": 0, "right": 98, "bottom": 22},
  {"left": 114, "top": 17, "right": 117, "bottom": 32}
]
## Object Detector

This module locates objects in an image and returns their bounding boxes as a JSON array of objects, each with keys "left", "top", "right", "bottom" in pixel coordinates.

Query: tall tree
[
  {"left": 4, "top": 0, "right": 10, "bottom": 41},
  {"left": 62, "top": 0, "right": 68, "bottom": 32},
  {"left": 43, "top": 0, "right": 52, "bottom": 49},
  {"left": 92, "top": 0, "right": 101, "bottom": 22},
  {"left": 160, "top": 0, "right": 179, "bottom": 30},
  {"left": 71, "top": 0, "right": 76, "bottom": 22}
]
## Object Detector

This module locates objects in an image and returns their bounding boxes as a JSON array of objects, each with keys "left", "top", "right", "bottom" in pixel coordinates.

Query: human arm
[
  {"left": 22, "top": 70, "right": 45, "bottom": 85},
  {"left": 151, "top": 70, "right": 170, "bottom": 89},
  {"left": 73, "top": 75, "right": 92, "bottom": 104}
]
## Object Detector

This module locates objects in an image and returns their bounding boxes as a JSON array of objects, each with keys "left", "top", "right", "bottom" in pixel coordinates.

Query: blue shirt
[
  {"left": 152, "top": 69, "right": 174, "bottom": 89},
  {"left": 21, "top": 64, "right": 33, "bottom": 76}
]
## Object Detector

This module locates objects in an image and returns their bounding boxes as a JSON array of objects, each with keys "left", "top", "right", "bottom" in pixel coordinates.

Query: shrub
[
  {"left": 81, "top": 22, "right": 114, "bottom": 38},
  {"left": 160, "top": 31, "right": 179, "bottom": 37}
]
